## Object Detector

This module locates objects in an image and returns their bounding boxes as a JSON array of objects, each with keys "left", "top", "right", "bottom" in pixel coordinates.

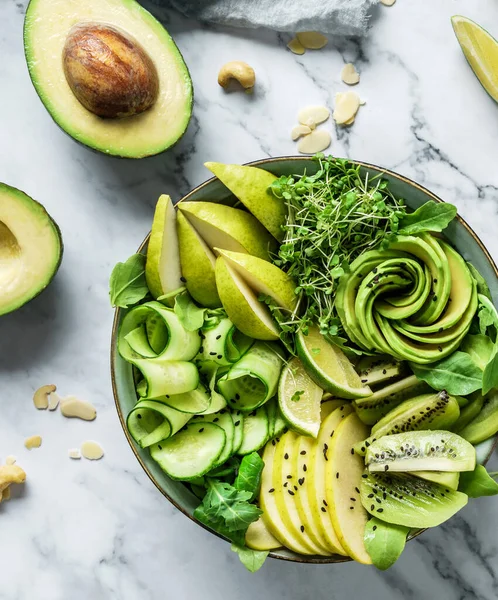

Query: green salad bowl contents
[{"left": 111, "top": 156, "right": 498, "bottom": 570}]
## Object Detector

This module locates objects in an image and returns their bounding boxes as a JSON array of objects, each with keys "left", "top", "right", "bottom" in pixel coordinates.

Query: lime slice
[
  {"left": 278, "top": 357, "right": 323, "bottom": 437},
  {"left": 452, "top": 15, "right": 498, "bottom": 103},
  {"left": 296, "top": 326, "right": 371, "bottom": 400}
]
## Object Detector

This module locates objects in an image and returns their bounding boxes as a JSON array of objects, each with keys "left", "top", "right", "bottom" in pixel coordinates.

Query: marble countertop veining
[{"left": 1, "top": 0, "right": 498, "bottom": 598}]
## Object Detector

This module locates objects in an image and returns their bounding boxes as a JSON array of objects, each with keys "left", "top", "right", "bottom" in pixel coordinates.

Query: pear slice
[
  {"left": 307, "top": 405, "right": 350, "bottom": 556},
  {"left": 205, "top": 162, "right": 286, "bottom": 241},
  {"left": 176, "top": 211, "right": 221, "bottom": 308},
  {"left": 215, "top": 257, "right": 279, "bottom": 340},
  {"left": 326, "top": 411, "right": 372, "bottom": 564},
  {"left": 145, "top": 195, "right": 182, "bottom": 304},
  {"left": 294, "top": 434, "right": 334, "bottom": 555},
  {"left": 273, "top": 431, "right": 325, "bottom": 555},
  {"left": 178, "top": 201, "right": 276, "bottom": 260},
  {"left": 259, "top": 437, "right": 315, "bottom": 555},
  {"left": 215, "top": 248, "right": 297, "bottom": 311},
  {"left": 245, "top": 516, "right": 282, "bottom": 551}
]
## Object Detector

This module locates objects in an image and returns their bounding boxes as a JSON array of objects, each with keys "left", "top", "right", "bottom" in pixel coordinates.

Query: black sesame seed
[
  {"left": 300, "top": 450, "right": 307, "bottom": 455},
  {"left": 137, "top": 414, "right": 142, "bottom": 419},
  {"left": 299, "top": 478, "right": 305, "bottom": 486},
  {"left": 355, "top": 487, "right": 360, "bottom": 494},
  {"left": 234, "top": 420, "right": 240, "bottom": 426},
  {"left": 235, "top": 393, "right": 241, "bottom": 400},
  {"left": 288, "top": 490, "right": 295, "bottom": 496},
  {"left": 217, "top": 354, "right": 223, "bottom": 359},
  {"left": 303, "top": 465, "right": 307, "bottom": 472},
  {"left": 336, "top": 472, "right": 339, "bottom": 479},
  {"left": 284, "top": 453, "right": 289, "bottom": 460},
  {"left": 209, "top": 352, "right": 217, "bottom": 356},
  {"left": 215, "top": 335, "right": 221, "bottom": 340},
  {"left": 377, "top": 508, "right": 384, "bottom": 513},
  {"left": 372, "top": 525, "right": 377, "bottom": 531},
  {"left": 300, "top": 525, "right": 305, "bottom": 533},
  {"left": 284, "top": 482, "right": 288, "bottom": 488},
  {"left": 180, "top": 276, "right": 187, "bottom": 283},
  {"left": 287, "top": 475, "right": 292, "bottom": 480},
  {"left": 371, "top": 504, "right": 375, "bottom": 510},
  {"left": 362, "top": 474, "right": 368, "bottom": 479},
  {"left": 158, "top": 445, "right": 162, "bottom": 450},
  {"left": 351, "top": 448, "right": 355, "bottom": 455},
  {"left": 199, "top": 347, "right": 204, "bottom": 353},
  {"left": 268, "top": 488, "right": 275, "bottom": 493},
  {"left": 350, "top": 506, "right": 354, "bottom": 510},
  {"left": 199, "top": 428, "right": 204, "bottom": 433},
  {"left": 368, "top": 493, "right": 374, "bottom": 498},
  {"left": 321, "top": 507, "right": 326, "bottom": 513}
]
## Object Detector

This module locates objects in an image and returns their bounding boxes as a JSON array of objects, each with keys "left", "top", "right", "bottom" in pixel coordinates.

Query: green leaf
[
  {"left": 291, "top": 390, "right": 304, "bottom": 402},
  {"left": 109, "top": 254, "right": 149, "bottom": 308},
  {"left": 234, "top": 453, "right": 264, "bottom": 502},
  {"left": 483, "top": 344, "right": 498, "bottom": 395},
  {"left": 174, "top": 290, "right": 206, "bottom": 331},
  {"left": 231, "top": 544, "right": 268, "bottom": 572},
  {"left": 193, "top": 504, "right": 245, "bottom": 547},
  {"left": 202, "top": 480, "right": 262, "bottom": 533},
  {"left": 467, "top": 263, "right": 492, "bottom": 301},
  {"left": 458, "top": 465, "right": 498, "bottom": 498},
  {"left": 461, "top": 334, "right": 494, "bottom": 370},
  {"left": 364, "top": 518, "right": 409, "bottom": 570},
  {"left": 410, "top": 351, "right": 483, "bottom": 396},
  {"left": 476, "top": 296, "right": 498, "bottom": 395},
  {"left": 397, "top": 200, "right": 457, "bottom": 235}
]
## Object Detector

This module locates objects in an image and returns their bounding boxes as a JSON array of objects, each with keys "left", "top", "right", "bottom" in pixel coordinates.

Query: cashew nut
[
  {"left": 218, "top": 61, "right": 255, "bottom": 90},
  {"left": 0, "top": 465, "right": 26, "bottom": 492},
  {"left": 81, "top": 441, "right": 104, "bottom": 461},
  {"left": 60, "top": 396, "right": 97, "bottom": 421},
  {"left": 33, "top": 384, "right": 56, "bottom": 410},
  {"left": 24, "top": 435, "right": 42, "bottom": 450}
]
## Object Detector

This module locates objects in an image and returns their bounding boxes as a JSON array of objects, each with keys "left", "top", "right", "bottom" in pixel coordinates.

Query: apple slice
[
  {"left": 215, "top": 248, "right": 297, "bottom": 311},
  {"left": 215, "top": 257, "right": 279, "bottom": 340},
  {"left": 307, "top": 405, "right": 350, "bottom": 556},
  {"left": 245, "top": 516, "right": 281, "bottom": 551},
  {"left": 260, "top": 437, "right": 315, "bottom": 555},
  {"left": 326, "top": 411, "right": 372, "bottom": 564},
  {"left": 178, "top": 201, "right": 276, "bottom": 260},
  {"left": 176, "top": 211, "right": 221, "bottom": 308},
  {"left": 205, "top": 162, "right": 286, "bottom": 241},
  {"left": 145, "top": 195, "right": 183, "bottom": 303}
]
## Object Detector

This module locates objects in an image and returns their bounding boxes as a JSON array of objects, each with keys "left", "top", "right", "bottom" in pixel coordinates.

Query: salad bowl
[{"left": 111, "top": 156, "right": 498, "bottom": 564}]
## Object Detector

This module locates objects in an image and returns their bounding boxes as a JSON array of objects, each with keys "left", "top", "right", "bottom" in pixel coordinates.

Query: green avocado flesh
[
  {"left": 335, "top": 233, "right": 477, "bottom": 364},
  {"left": 0, "top": 183, "right": 62, "bottom": 316},
  {"left": 24, "top": 0, "right": 193, "bottom": 158}
]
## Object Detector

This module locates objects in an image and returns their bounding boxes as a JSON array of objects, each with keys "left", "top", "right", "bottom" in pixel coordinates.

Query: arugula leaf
[
  {"left": 200, "top": 480, "right": 262, "bottom": 533},
  {"left": 461, "top": 334, "right": 494, "bottom": 370},
  {"left": 467, "top": 263, "right": 492, "bottom": 301},
  {"left": 231, "top": 544, "right": 268, "bottom": 572},
  {"left": 109, "top": 254, "right": 149, "bottom": 308},
  {"left": 206, "top": 457, "right": 241, "bottom": 482},
  {"left": 458, "top": 465, "right": 498, "bottom": 498},
  {"left": 410, "top": 352, "right": 483, "bottom": 396},
  {"left": 174, "top": 290, "right": 206, "bottom": 331},
  {"left": 157, "top": 286, "right": 186, "bottom": 305},
  {"left": 193, "top": 504, "right": 245, "bottom": 547},
  {"left": 364, "top": 518, "right": 409, "bottom": 570},
  {"left": 234, "top": 452, "right": 264, "bottom": 502},
  {"left": 397, "top": 200, "right": 457, "bottom": 235},
  {"left": 476, "top": 295, "right": 498, "bottom": 395}
]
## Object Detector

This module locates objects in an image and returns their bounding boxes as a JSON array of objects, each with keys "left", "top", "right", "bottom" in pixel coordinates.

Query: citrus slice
[
  {"left": 452, "top": 15, "right": 498, "bottom": 103},
  {"left": 296, "top": 326, "right": 371, "bottom": 400},
  {"left": 278, "top": 357, "right": 323, "bottom": 437}
]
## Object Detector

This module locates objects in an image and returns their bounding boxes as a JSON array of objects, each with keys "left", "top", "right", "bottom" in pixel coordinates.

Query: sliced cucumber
[
  {"left": 231, "top": 410, "right": 245, "bottom": 453},
  {"left": 119, "top": 301, "right": 201, "bottom": 362},
  {"left": 266, "top": 397, "right": 286, "bottom": 440},
  {"left": 237, "top": 406, "right": 269, "bottom": 455},
  {"left": 127, "top": 400, "right": 191, "bottom": 448},
  {"left": 199, "top": 362, "right": 228, "bottom": 414},
  {"left": 226, "top": 328, "right": 254, "bottom": 362},
  {"left": 133, "top": 358, "right": 199, "bottom": 398},
  {"left": 151, "top": 422, "right": 226, "bottom": 481},
  {"left": 193, "top": 411, "right": 235, "bottom": 467},
  {"left": 152, "top": 384, "right": 211, "bottom": 414},
  {"left": 197, "top": 318, "right": 254, "bottom": 366},
  {"left": 218, "top": 342, "right": 284, "bottom": 412}
]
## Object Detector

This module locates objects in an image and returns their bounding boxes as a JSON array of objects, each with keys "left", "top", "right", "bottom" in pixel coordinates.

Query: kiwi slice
[
  {"left": 412, "top": 470, "right": 460, "bottom": 490},
  {"left": 354, "top": 392, "right": 460, "bottom": 455},
  {"left": 353, "top": 375, "right": 430, "bottom": 425},
  {"left": 355, "top": 355, "right": 406, "bottom": 388},
  {"left": 360, "top": 471, "right": 468, "bottom": 528},
  {"left": 364, "top": 430, "right": 476, "bottom": 473},
  {"left": 459, "top": 390, "right": 498, "bottom": 445}
]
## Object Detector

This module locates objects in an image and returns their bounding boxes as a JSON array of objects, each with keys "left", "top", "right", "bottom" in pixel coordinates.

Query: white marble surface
[{"left": 1, "top": 0, "right": 498, "bottom": 598}]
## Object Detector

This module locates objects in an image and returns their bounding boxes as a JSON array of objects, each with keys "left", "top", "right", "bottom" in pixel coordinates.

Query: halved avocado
[
  {"left": 0, "top": 184, "right": 62, "bottom": 315},
  {"left": 24, "top": 0, "right": 193, "bottom": 158}
]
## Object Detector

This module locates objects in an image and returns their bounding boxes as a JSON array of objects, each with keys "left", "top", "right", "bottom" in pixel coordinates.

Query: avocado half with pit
[
  {"left": 23, "top": 0, "right": 193, "bottom": 158},
  {"left": 0, "top": 184, "right": 62, "bottom": 316}
]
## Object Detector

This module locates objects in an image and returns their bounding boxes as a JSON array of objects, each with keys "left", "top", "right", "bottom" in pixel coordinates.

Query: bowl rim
[{"left": 110, "top": 155, "right": 498, "bottom": 565}]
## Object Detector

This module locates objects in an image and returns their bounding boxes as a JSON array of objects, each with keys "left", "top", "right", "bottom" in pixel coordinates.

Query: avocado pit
[{"left": 62, "top": 23, "right": 159, "bottom": 118}]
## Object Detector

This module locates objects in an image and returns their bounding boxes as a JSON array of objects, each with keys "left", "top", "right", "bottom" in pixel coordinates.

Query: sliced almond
[
  {"left": 341, "top": 63, "right": 360, "bottom": 85},
  {"left": 296, "top": 32, "right": 328, "bottom": 50},
  {"left": 298, "top": 106, "right": 330, "bottom": 127},
  {"left": 359, "top": 98, "right": 367, "bottom": 105},
  {"left": 343, "top": 116, "right": 356, "bottom": 125},
  {"left": 380, "top": 0, "right": 396, "bottom": 5},
  {"left": 297, "top": 130, "right": 332, "bottom": 154},
  {"left": 24, "top": 435, "right": 42, "bottom": 450},
  {"left": 68, "top": 448, "right": 81, "bottom": 460},
  {"left": 33, "top": 384, "right": 56, "bottom": 410},
  {"left": 333, "top": 91, "right": 361, "bottom": 125},
  {"left": 81, "top": 441, "right": 104, "bottom": 461},
  {"left": 60, "top": 396, "right": 97, "bottom": 421},
  {"left": 48, "top": 392, "right": 62, "bottom": 411},
  {"left": 291, "top": 124, "right": 312, "bottom": 141},
  {"left": 5, "top": 456, "right": 16, "bottom": 466},
  {"left": 287, "top": 37, "right": 306, "bottom": 55}
]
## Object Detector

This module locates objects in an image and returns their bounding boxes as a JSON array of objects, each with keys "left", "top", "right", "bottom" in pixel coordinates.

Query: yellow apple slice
[
  {"left": 326, "top": 411, "right": 372, "bottom": 564},
  {"left": 245, "top": 516, "right": 281, "bottom": 551}
]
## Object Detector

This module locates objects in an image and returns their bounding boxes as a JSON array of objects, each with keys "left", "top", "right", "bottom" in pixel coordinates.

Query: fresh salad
[{"left": 110, "top": 155, "right": 498, "bottom": 572}]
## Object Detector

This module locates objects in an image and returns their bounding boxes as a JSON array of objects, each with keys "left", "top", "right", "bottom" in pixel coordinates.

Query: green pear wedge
[
  {"left": 176, "top": 211, "right": 221, "bottom": 308},
  {"left": 215, "top": 249, "right": 297, "bottom": 311},
  {"left": 146, "top": 195, "right": 183, "bottom": 304},
  {"left": 205, "top": 162, "right": 286, "bottom": 241},
  {"left": 215, "top": 256, "right": 279, "bottom": 340},
  {"left": 179, "top": 201, "right": 276, "bottom": 260}
]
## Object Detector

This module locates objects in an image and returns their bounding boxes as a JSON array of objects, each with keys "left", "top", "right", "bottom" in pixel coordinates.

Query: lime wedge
[
  {"left": 296, "top": 326, "right": 371, "bottom": 400},
  {"left": 452, "top": 15, "right": 498, "bottom": 102},
  {"left": 278, "top": 357, "right": 323, "bottom": 437}
]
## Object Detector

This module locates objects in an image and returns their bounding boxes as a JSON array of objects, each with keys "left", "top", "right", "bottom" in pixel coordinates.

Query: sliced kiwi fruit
[
  {"left": 452, "top": 392, "right": 485, "bottom": 434},
  {"left": 353, "top": 375, "right": 431, "bottom": 426},
  {"left": 364, "top": 430, "right": 476, "bottom": 473},
  {"left": 459, "top": 390, "right": 498, "bottom": 445},
  {"left": 412, "top": 470, "right": 460, "bottom": 491},
  {"left": 360, "top": 471, "right": 468, "bottom": 528},
  {"left": 355, "top": 355, "right": 406, "bottom": 388},
  {"left": 354, "top": 392, "right": 460, "bottom": 456}
]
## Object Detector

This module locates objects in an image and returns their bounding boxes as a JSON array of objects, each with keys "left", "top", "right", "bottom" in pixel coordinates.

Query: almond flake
[
  {"left": 68, "top": 448, "right": 81, "bottom": 460},
  {"left": 291, "top": 124, "right": 312, "bottom": 141},
  {"left": 296, "top": 32, "right": 328, "bottom": 50},
  {"left": 287, "top": 37, "right": 306, "bottom": 55},
  {"left": 333, "top": 92, "right": 361, "bottom": 125},
  {"left": 380, "top": 0, "right": 396, "bottom": 5},
  {"left": 297, "top": 130, "right": 332, "bottom": 154},
  {"left": 341, "top": 63, "right": 360, "bottom": 85},
  {"left": 298, "top": 106, "right": 330, "bottom": 127},
  {"left": 81, "top": 441, "right": 104, "bottom": 461},
  {"left": 48, "top": 392, "right": 62, "bottom": 411},
  {"left": 5, "top": 456, "right": 16, "bottom": 466}
]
